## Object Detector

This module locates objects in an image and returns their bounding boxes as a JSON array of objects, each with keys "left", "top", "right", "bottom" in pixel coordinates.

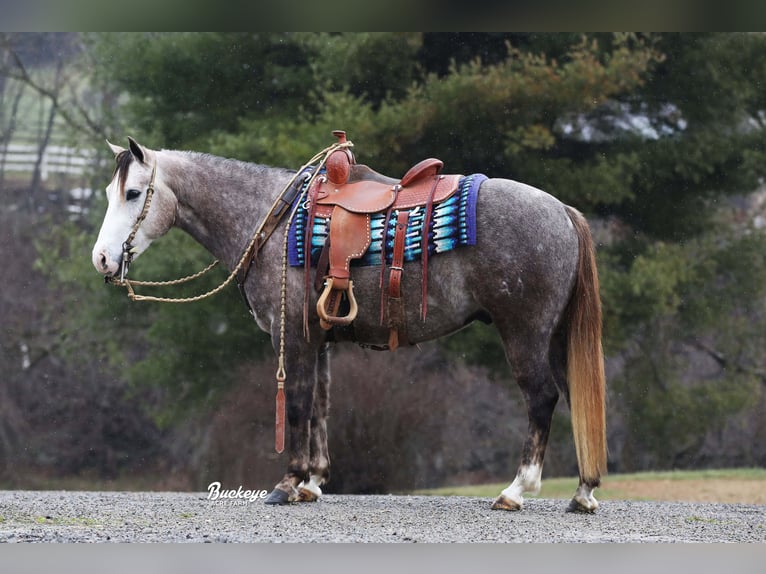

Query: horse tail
[{"left": 563, "top": 205, "right": 607, "bottom": 486}]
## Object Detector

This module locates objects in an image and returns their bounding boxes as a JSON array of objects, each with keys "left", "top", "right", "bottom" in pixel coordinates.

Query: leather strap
[
  {"left": 237, "top": 170, "right": 309, "bottom": 294},
  {"left": 389, "top": 210, "right": 409, "bottom": 298},
  {"left": 420, "top": 176, "right": 442, "bottom": 322},
  {"left": 275, "top": 383, "right": 285, "bottom": 453},
  {"left": 314, "top": 236, "right": 331, "bottom": 293},
  {"left": 386, "top": 210, "right": 410, "bottom": 350},
  {"left": 303, "top": 177, "right": 322, "bottom": 340},
  {"left": 378, "top": 187, "right": 400, "bottom": 324}
]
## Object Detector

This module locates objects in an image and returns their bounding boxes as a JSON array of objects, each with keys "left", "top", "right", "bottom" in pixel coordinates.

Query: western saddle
[{"left": 305, "top": 131, "right": 462, "bottom": 350}]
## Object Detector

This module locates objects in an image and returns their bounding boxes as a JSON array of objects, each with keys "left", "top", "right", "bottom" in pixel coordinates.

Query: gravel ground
[{"left": 0, "top": 490, "right": 764, "bottom": 543}]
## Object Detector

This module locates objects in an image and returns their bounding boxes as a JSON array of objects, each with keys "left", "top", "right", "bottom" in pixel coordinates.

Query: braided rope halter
[{"left": 106, "top": 140, "right": 353, "bottom": 452}]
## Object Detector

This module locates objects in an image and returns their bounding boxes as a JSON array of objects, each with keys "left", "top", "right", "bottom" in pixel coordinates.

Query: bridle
[{"left": 113, "top": 160, "right": 157, "bottom": 284}]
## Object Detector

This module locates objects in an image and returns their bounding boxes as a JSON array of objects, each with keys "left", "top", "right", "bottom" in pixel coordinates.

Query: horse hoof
[
  {"left": 566, "top": 497, "right": 597, "bottom": 514},
  {"left": 264, "top": 489, "right": 290, "bottom": 505},
  {"left": 491, "top": 495, "right": 523, "bottom": 511}
]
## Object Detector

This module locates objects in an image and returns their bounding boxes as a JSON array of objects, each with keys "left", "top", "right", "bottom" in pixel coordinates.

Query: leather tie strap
[
  {"left": 389, "top": 210, "right": 410, "bottom": 299},
  {"left": 386, "top": 209, "right": 410, "bottom": 350},
  {"left": 378, "top": 186, "right": 400, "bottom": 324}
]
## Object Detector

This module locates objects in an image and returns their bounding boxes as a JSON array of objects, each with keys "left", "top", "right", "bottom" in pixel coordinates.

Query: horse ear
[
  {"left": 127, "top": 136, "right": 146, "bottom": 164},
  {"left": 106, "top": 139, "right": 125, "bottom": 157}
]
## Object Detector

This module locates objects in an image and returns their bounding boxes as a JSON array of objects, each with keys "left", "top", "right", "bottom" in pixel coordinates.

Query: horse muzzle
[{"left": 93, "top": 246, "right": 120, "bottom": 276}]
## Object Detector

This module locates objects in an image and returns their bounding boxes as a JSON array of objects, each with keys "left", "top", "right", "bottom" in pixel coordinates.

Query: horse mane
[
  {"left": 173, "top": 150, "right": 294, "bottom": 177},
  {"left": 113, "top": 146, "right": 295, "bottom": 206}
]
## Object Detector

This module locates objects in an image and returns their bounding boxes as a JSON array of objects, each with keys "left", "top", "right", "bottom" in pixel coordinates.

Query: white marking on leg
[
  {"left": 304, "top": 474, "right": 324, "bottom": 498},
  {"left": 294, "top": 474, "right": 323, "bottom": 502},
  {"left": 499, "top": 463, "right": 542, "bottom": 508},
  {"left": 571, "top": 483, "right": 599, "bottom": 512}
]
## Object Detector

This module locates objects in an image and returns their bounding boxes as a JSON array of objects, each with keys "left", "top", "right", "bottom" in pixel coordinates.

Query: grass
[
  {"left": 412, "top": 468, "right": 766, "bottom": 503},
  {"left": 0, "top": 468, "right": 192, "bottom": 493}
]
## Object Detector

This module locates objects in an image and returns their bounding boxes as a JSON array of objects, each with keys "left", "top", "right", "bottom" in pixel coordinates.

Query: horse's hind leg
[
  {"left": 296, "top": 343, "right": 332, "bottom": 502},
  {"left": 550, "top": 332, "right": 600, "bottom": 514},
  {"left": 491, "top": 331, "right": 560, "bottom": 511}
]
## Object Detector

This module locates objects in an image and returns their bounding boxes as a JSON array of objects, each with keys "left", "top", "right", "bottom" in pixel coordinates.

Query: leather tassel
[{"left": 275, "top": 382, "right": 285, "bottom": 454}]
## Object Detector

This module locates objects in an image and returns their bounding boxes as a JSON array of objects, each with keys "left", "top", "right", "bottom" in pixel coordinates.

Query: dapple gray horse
[{"left": 92, "top": 137, "right": 606, "bottom": 512}]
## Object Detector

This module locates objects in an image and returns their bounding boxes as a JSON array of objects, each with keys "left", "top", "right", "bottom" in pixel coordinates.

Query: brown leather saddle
[{"left": 305, "top": 131, "right": 462, "bottom": 350}]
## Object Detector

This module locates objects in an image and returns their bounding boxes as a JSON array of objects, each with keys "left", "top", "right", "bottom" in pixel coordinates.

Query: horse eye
[{"left": 126, "top": 189, "right": 142, "bottom": 201}]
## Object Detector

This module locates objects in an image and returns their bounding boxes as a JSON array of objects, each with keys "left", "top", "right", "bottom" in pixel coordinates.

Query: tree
[{"left": 84, "top": 33, "right": 314, "bottom": 149}]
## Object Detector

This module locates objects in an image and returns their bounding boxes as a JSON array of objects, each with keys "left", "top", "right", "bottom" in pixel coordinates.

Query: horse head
[{"left": 92, "top": 137, "right": 178, "bottom": 278}]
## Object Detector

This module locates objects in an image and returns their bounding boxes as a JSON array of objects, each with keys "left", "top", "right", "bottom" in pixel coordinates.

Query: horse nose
[{"left": 93, "top": 247, "right": 118, "bottom": 275}]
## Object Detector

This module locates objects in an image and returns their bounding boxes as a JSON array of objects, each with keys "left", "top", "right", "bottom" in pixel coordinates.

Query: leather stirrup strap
[{"left": 314, "top": 236, "right": 331, "bottom": 293}]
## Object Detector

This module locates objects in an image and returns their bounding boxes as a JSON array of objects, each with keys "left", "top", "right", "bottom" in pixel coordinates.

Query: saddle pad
[{"left": 288, "top": 174, "right": 487, "bottom": 268}]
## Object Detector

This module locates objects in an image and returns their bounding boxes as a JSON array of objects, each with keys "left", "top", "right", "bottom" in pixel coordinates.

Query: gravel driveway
[{"left": 0, "top": 490, "right": 764, "bottom": 543}]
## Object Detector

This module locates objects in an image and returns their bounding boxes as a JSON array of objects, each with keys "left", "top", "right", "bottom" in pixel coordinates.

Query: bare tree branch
[
  {"left": 1, "top": 35, "right": 108, "bottom": 141},
  {"left": 687, "top": 338, "right": 766, "bottom": 386}
]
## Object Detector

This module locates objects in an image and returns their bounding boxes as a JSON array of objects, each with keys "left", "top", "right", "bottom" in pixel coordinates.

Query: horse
[{"left": 91, "top": 136, "right": 607, "bottom": 513}]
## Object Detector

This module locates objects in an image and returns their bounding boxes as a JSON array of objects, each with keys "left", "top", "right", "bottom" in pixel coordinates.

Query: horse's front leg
[
  {"left": 265, "top": 339, "right": 319, "bottom": 505},
  {"left": 295, "top": 342, "right": 332, "bottom": 502}
]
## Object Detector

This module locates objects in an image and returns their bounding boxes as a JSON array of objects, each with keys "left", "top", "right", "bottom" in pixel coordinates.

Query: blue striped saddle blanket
[{"left": 288, "top": 173, "right": 486, "bottom": 268}]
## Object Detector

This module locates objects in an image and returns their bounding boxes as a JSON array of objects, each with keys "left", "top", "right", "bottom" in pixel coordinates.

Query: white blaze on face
[
  {"left": 91, "top": 149, "right": 175, "bottom": 277},
  {"left": 91, "top": 175, "right": 142, "bottom": 275}
]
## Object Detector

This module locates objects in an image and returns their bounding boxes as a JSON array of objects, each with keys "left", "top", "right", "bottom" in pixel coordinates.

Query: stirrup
[{"left": 317, "top": 277, "right": 358, "bottom": 328}]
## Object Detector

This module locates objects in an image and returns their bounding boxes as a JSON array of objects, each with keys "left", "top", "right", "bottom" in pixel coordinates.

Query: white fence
[{"left": 1, "top": 143, "right": 97, "bottom": 180}]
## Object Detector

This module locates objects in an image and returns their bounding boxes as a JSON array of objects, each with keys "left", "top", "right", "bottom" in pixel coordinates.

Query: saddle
[{"left": 305, "top": 131, "right": 462, "bottom": 350}]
